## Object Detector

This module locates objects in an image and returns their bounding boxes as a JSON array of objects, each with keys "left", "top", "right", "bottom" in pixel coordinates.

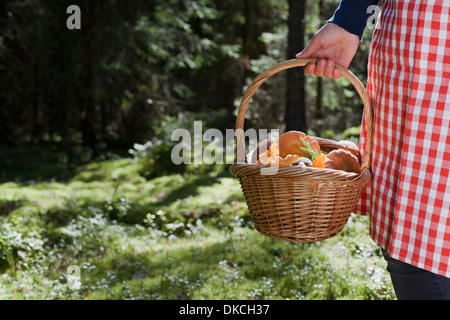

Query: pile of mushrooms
[{"left": 247, "top": 131, "right": 361, "bottom": 174}]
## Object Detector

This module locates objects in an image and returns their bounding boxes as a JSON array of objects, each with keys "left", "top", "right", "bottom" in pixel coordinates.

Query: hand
[{"left": 296, "top": 23, "right": 360, "bottom": 79}]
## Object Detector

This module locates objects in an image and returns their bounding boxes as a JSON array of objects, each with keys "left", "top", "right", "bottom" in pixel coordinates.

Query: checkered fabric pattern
[{"left": 358, "top": 0, "right": 450, "bottom": 277}]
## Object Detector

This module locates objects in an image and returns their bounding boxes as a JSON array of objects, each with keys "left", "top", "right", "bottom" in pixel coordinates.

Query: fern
[{"left": 299, "top": 136, "right": 320, "bottom": 160}]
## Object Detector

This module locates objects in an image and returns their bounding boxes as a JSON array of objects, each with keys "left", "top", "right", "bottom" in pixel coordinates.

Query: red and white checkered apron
[{"left": 358, "top": 0, "right": 450, "bottom": 277}]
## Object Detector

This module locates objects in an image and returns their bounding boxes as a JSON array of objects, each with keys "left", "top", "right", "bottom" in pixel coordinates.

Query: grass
[{"left": 0, "top": 148, "right": 395, "bottom": 300}]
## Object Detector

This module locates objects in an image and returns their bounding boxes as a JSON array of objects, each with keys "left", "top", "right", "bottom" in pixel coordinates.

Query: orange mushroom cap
[
  {"left": 337, "top": 140, "right": 361, "bottom": 164},
  {"left": 278, "top": 131, "right": 321, "bottom": 159},
  {"left": 257, "top": 143, "right": 299, "bottom": 166},
  {"left": 248, "top": 137, "right": 277, "bottom": 164},
  {"left": 325, "top": 149, "right": 361, "bottom": 173}
]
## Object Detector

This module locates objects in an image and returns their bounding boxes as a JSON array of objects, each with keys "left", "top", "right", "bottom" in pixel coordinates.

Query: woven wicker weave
[{"left": 229, "top": 58, "right": 373, "bottom": 243}]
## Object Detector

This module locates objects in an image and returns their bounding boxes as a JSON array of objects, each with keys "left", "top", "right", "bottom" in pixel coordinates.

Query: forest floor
[{"left": 0, "top": 146, "right": 395, "bottom": 300}]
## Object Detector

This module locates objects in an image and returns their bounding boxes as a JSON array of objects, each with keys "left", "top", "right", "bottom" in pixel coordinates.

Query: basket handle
[{"left": 234, "top": 58, "right": 373, "bottom": 172}]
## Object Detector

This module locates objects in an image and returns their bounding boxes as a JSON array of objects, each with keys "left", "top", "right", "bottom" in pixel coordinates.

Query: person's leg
[{"left": 382, "top": 249, "right": 450, "bottom": 300}]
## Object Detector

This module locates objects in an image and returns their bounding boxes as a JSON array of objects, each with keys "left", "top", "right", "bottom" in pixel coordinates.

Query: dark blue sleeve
[{"left": 328, "top": 0, "right": 381, "bottom": 39}]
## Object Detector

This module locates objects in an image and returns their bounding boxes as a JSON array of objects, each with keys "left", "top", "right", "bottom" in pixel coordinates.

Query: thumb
[{"left": 295, "top": 37, "right": 322, "bottom": 58}]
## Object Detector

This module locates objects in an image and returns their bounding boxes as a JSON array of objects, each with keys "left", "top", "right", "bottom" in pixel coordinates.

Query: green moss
[{"left": 0, "top": 157, "right": 395, "bottom": 300}]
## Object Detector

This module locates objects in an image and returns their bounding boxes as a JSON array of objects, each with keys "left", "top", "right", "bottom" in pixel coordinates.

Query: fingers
[
  {"left": 333, "top": 67, "right": 343, "bottom": 79},
  {"left": 303, "top": 58, "right": 342, "bottom": 79},
  {"left": 304, "top": 62, "right": 315, "bottom": 75},
  {"left": 314, "top": 59, "right": 327, "bottom": 77},
  {"left": 323, "top": 59, "right": 335, "bottom": 78}
]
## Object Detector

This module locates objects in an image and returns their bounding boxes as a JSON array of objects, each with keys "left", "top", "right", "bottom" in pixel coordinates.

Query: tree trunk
[
  {"left": 286, "top": 0, "right": 306, "bottom": 132},
  {"left": 80, "top": 1, "right": 96, "bottom": 149}
]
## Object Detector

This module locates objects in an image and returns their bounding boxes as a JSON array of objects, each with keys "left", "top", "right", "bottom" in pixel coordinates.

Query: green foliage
[
  {"left": 341, "top": 126, "right": 362, "bottom": 141},
  {"left": 1, "top": 0, "right": 288, "bottom": 150},
  {"left": 0, "top": 156, "right": 395, "bottom": 300},
  {"left": 320, "top": 129, "right": 336, "bottom": 140},
  {"left": 132, "top": 141, "right": 186, "bottom": 179}
]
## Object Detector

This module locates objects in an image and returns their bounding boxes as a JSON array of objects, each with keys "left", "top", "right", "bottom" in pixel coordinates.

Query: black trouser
[{"left": 382, "top": 249, "right": 450, "bottom": 300}]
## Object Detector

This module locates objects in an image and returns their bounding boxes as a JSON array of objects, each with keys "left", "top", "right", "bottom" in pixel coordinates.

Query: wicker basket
[{"left": 229, "top": 58, "right": 373, "bottom": 243}]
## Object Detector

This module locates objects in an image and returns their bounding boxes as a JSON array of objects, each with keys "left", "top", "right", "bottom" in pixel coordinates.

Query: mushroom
[
  {"left": 274, "top": 154, "right": 300, "bottom": 166},
  {"left": 325, "top": 149, "right": 361, "bottom": 173},
  {"left": 292, "top": 157, "right": 313, "bottom": 167},
  {"left": 257, "top": 143, "right": 300, "bottom": 166},
  {"left": 337, "top": 140, "right": 361, "bottom": 164},
  {"left": 278, "top": 131, "right": 321, "bottom": 159},
  {"left": 248, "top": 137, "right": 277, "bottom": 164}
]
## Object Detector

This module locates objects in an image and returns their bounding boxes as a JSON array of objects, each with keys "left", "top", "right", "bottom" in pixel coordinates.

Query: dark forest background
[{"left": 0, "top": 0, "right": 372, "bottom": 179}]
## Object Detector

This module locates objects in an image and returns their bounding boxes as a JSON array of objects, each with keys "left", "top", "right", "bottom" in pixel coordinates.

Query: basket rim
[{"left": 229, "top": 162, "right": 371, "bottom": 186}]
